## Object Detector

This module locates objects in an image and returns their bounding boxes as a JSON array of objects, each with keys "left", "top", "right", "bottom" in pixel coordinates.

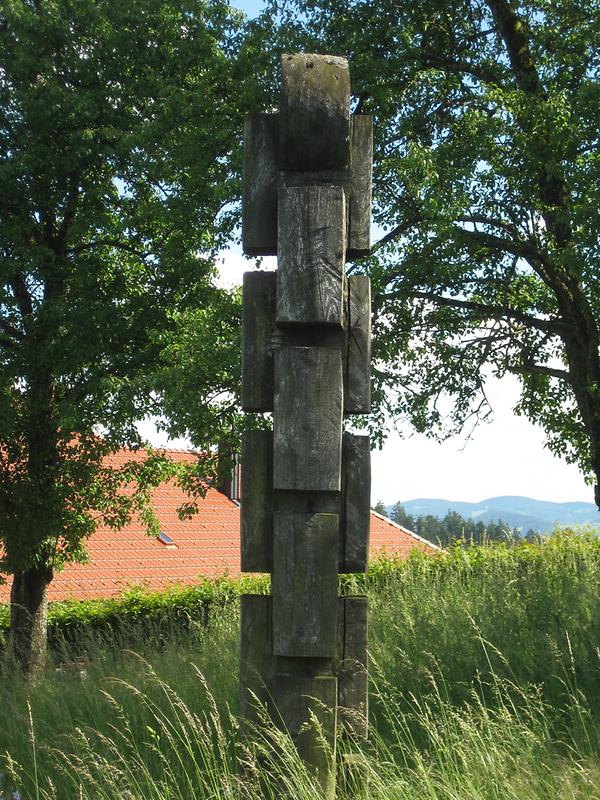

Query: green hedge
[{"left": 0, "top": 573, "right": 271, "bottom": 651}]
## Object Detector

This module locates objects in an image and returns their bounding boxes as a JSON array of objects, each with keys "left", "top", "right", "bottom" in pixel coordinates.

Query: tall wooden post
[{"left": 240, "top": 54, "right": 372, "bottom": 797}]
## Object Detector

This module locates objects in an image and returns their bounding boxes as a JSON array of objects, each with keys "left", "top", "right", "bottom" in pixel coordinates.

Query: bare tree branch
[
  {"left": 373, "top": 215, "right": 424, "bottom": 251},
  {"left": 378, "top": 287, "right": 567, "bottom": 335},
  {"left": 509, "top": 363, "right": 571, "bottom": 382},
  {"left": 420, "top": 55, "right": 503, "bottom": 86},
  {"left": 451, "top": 224, "right": 541, "bottom": 262},
  {"left": 457, "top": 213, "right": 524, "bottom": 239}
]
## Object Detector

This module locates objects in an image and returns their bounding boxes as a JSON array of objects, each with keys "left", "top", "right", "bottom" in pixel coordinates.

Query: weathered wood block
[
  {"left": 239, "top": 594, "right": 274, "bottom": 724},
  {"left": 336, "top": 596, "right": 368, "bottom": 738},
  {"left": 273, "top": 347, "right": 343, "bottom": 491},
  {"left": 277, "top": 185, "right": 346, "bottom": 327},
  {"left": 273, "top": 512, "right": 339, "bottom": 657},
  {"left": 273, "top": 674, "right": 337, "bottom": 799},
  {"left": 241, "top": 430, "right": 273, "bottom": 573},
  {"left": 280, "top": 53, "right": 350, "bottom": 172},
  {"left": 345, "top": 274, "right": 371, "bottom": 414},
  {"left": 242, "top": 114, "right": 279, "bottom": 256},
  {"left": 340, "top": 433, "right": 370, "bottom": 573},
  {"left": 242, "top": 271, "right": 276, "bottom": 412},
  {"left": 242, "top": 114, "right": 372, "bottom": 258},
  {"left": 348, "top": 116, "right": 373, "bottom": 258}
]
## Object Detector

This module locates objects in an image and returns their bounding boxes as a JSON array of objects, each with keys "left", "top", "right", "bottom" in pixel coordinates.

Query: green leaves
[
  {"left": 153, "top": 287, "right": 242, "bottom": 449},
  {"left": 0, "top": 0, "right": 247, "bottom": 575},
  {"left": 265, "top": 0, "right": 600, "bottom": 497}
]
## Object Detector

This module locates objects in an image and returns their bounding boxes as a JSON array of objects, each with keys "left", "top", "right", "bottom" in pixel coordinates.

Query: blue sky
[{"left": 230, "top": 0, "right": 265, "bottom": 18}]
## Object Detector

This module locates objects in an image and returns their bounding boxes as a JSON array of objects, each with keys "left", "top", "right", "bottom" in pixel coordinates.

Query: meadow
[{"left": 2, "top": 529, "right": 600, "bottom": 799}]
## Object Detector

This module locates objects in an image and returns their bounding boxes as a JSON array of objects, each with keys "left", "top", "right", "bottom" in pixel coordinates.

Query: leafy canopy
[
  {"left": 0, "top": 0, "right": 245, "bottom": 575},
  {"left": 258, "top": 0, "right": 600, "bottom": 501}
]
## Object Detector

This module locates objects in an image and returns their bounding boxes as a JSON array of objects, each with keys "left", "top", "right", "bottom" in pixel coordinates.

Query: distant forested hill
[{"left": 388, "top": 496, "right": 599, "bottom": 534}]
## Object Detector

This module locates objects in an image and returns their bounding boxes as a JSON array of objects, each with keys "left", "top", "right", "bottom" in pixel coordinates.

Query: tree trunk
[
  {"left": 10, "top": 565, "right": 53, "bottom": 679},
  {"left": 488, "top": 0, "right": 600, "bottom": 505}
]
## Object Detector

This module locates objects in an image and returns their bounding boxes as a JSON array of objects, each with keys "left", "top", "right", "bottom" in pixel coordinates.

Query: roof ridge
[
  {"left": 137, "top": 445, "right": 200, "bottom": 455},
  {"left": 369, "top": 509, "right": 442, "bottom": 551}
]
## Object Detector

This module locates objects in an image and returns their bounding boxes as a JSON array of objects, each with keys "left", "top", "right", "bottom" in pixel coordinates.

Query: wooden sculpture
[{"left": 239, "top": 53, "right": 373, "bottom": 798}]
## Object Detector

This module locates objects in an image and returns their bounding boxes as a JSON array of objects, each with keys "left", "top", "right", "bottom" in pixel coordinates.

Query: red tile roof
[
  {"left": 369, "top": 510, "right": 441, "bottom": 559},
  {"left": 0, "top": 449, "right": 438, "bottom": 602}
]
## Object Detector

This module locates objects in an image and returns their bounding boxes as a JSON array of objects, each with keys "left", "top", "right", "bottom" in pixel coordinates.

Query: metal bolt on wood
[{"left": 240, "top": 53, "right": 373, "bottom": 798}]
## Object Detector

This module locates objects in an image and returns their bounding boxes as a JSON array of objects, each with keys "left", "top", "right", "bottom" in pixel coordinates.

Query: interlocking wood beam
[{"left": 240, "top": 53, "right": 373, "bottom": 798}]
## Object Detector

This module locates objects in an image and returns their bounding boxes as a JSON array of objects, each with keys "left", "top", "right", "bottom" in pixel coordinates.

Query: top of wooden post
[{"left": 280, "top": 53, "right": 350, "bottom": 172}]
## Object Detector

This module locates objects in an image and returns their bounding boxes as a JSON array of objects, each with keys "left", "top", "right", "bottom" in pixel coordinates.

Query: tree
[
  {"left": 261, "top": 0, "right": 600, "bottom": 505},
  {"left": 396, "top": 508, "right": 514, "bottom": 546},
  {"left": 442, "top": 510, "right": 468, "bottom": 542},
  {"left": 390, "top": 501, "right": 415, "bottom": 530},
  {"left": 372, "top": 500, "right": 387, "bottom": 515},
  {"left": 414, "top": 513, "right": 444, "bottom": 543},
  {"left": 0, "top": 0, "right": 243, "bottom": 675}
]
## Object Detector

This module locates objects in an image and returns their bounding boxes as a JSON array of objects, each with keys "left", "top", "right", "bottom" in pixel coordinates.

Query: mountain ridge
[{"left": 389, "top": 495, "right": 599, "bottom": 533}]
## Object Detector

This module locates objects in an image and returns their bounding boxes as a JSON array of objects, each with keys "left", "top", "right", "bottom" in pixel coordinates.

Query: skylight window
[{"left": 158, "top": 531, "right": 177, "bottom": 548}]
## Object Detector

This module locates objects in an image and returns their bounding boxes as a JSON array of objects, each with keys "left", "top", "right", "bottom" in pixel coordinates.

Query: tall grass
[
  {"left": 5, "top": 656, "right": 600, "bottom": 799},
  {"left": 2, "top": 528, "right": 600, "bottom": 799},
  {"left": 367, "top": 528, "right": 600, "bottom": 714}
]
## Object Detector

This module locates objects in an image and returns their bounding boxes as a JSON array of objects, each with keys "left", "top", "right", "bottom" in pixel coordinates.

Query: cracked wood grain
[
  {"left": 273, "top": 346, "right": 343, "bottom": 491},
  {"left": 277, "top": 185, "right": 346, "bottom": 327}
]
